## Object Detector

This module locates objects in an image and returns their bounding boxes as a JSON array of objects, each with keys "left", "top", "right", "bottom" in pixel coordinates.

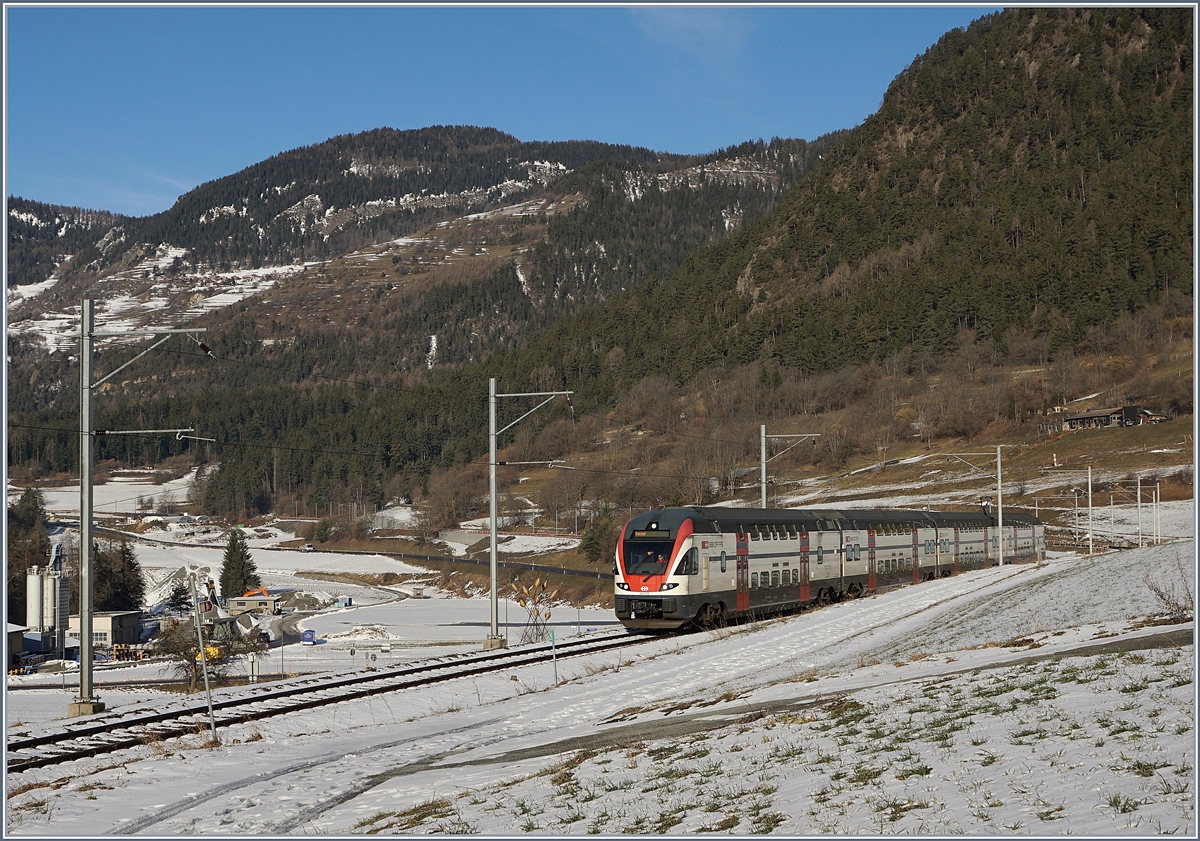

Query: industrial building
[
  {"left": 226, "top": 587, "right": 281, "bottom": 615},
  {"left": 23, "top": 547, "right": 71, "bottom": 656},
  {"left": 67, "top": 611, "right": 142, "bottom": 648},
  {"left": 7, "top": 624, "right": 27, "bottom": 669}
]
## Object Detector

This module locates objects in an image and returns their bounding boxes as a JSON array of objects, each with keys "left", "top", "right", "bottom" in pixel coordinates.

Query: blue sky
[{"left": 5, "top": 5, "right": 998, "bottom": 218}]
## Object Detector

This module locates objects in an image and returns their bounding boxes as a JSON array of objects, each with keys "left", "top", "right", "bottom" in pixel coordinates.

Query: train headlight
[
  {"left": 616, "top": 582, "right": 631, "bottom": 590},
  {"left": 659, "top": 582, "right": 679, "bottom": 591}
]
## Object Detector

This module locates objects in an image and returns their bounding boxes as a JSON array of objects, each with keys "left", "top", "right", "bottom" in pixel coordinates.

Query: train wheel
[
  {"left": 846, "top": 582, "right": 864, "bottom": 598},
  {"left": 696, "top": 603, "right": 726, "bottom": 629},
  {"left": 816, "top": 588, "right": 832, "bottom": 606}
]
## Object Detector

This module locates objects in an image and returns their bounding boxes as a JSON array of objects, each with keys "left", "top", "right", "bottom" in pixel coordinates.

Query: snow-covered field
[{"left": 5, "top": 539, "right": 1194, "bottom": 836}]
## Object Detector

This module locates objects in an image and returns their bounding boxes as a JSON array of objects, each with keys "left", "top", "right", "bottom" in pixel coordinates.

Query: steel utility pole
[
  {"left": 996, "top": 445, "right": 1004, "bottom": 564},
  {"left": 946, "top": 447, "right": 1011, "bottom": 564},
  {"left": 1087, "top": 465, "right": 1093, "bottom": 555},
  {"left": 488, "top": 378, "right": 571, "bottom": 649},
  {"left": 760, "top": 425, "right": 820, "bottom": 509},
  {"left": 1137, "top": 476, "right": 1143, "bottom": 547},
  {"left": 75, "top": 301, "right": 97, "bottom": 717},
  {"left": 189, "top": 574, "right": 218, "bottom": 744},
  {"left": 71, "top": 299, "right": 207, "bottom": 717}
]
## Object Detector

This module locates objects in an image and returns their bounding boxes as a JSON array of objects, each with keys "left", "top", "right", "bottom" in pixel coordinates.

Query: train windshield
[{"left": 623, "top": 541, "right": 674, "bottom": 578}]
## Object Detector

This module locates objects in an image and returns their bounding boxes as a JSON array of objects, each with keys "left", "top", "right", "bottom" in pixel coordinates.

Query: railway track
[{"left": 6, "top": 630, "right": 654, "bottom": 775}]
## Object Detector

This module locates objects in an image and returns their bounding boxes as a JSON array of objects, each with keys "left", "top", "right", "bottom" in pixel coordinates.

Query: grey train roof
[{"left": 634, "top": 506, "right": 1041, "bottom": 534}]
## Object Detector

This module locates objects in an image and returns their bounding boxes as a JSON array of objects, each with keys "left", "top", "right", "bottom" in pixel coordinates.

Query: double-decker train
[{"left": 613, "top": 506, "right": 1045, "bottom": 630}]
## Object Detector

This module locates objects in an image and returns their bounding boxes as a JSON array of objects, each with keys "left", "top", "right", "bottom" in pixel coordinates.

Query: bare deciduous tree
[
  {"left": 1142, "top": 548, "right": 1194, "bottom": 621},
  {"left": 153, "top": 620, "right": 267, "bottom": 694}
]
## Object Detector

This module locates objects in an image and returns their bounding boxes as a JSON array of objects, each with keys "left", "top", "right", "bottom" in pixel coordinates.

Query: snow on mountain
[{"left": 7, "top": 261, "right": 314, "bottom": 352}]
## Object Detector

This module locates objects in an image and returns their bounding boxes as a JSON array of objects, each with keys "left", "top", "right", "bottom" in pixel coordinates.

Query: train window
[
  {"left": 751, "top": 572, "right": 759, "bottom": 588},
  {"left": 749, "top": 525, "right": 760, "bottom": 541},
  {"left": 817, "top": 546, "right": 824, "bottom": 564},
  {"left": 720, "top": 552, "right": 727, "bottom": 573},
  {"left": 674, "top": 548, "right": 699, "bottom": 576},
  {"left": 771, "top": 570, "right": 780, "bottom": 587},
  {"left": 737, "top": 526, "right": 746, "bottom": 540},
  {"left": 791, "top": 568, "right": 799, "bottom": 584},
  {"left": 786, "top": 524, "right": 797, "bottom": 539}
]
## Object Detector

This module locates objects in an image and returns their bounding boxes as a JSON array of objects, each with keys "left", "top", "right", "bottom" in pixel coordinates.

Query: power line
[
  {"left": 12, "top": 420, "right": 722, "bottom": 489},
  {"left": 573, "top": 409, "right": 791, "bottom": 449},
  {"left": 9, "top": 422, "right": 390, "bottom": 463},
  {"left": 164, "top": 346, "right": 791, "bottom": 451},
  {"left": 156, "top": 345, "right": 410, "bottom": 394}
]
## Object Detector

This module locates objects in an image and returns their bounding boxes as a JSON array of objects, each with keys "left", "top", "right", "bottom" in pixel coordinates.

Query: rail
[{"left": 5, "top": 630, "right": 652, "bottom": 774}]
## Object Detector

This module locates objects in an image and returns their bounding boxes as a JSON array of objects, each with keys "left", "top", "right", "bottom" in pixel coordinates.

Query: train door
[
  {"left": 933, "top": 527, "right": 941, "bottom": 578},
  {"left": 736, "top": 528, "right": 750, "bottom": 612},
  {"left": 812, "top": 528, "right": 833, "bottom": 601},
  {"left": 839, "top": 529, "right": 847, "bottom": 597},
  {"left": 953, "top": 526, "right": 961, "bottom": 573},
  {"left": 799, "top": 528, "right": 811, "bottom": 603},
  {"left": 911, "top": 525, "right": 920, "bottom": 584},
  {"left": 840, "top": 529, "right": 859, "bottom": 595},
  {"left": 867, "top": 529, "right": 877, "bottom": 592},
  {"left": 983, "top": 526, "right": 991, "bottom": 568}
]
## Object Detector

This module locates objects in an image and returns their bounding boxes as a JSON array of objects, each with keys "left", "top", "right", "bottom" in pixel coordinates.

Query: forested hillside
[
  {"left": 6, "top": 198, "right": 123, "bottom": 288},
  {"left": 512, "top": 7, "right": 1192, "bottom": 395},
  {"left": 7, "top": 133, "right": 838, "bottom": 412},
  {"left": 7, "top": 8, "right": 1192, "bottom": 521}
]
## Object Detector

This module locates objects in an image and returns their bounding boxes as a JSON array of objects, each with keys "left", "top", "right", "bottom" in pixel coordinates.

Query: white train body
[{"left": 614, "top": 506, "right": 1045, "bottom": 630}]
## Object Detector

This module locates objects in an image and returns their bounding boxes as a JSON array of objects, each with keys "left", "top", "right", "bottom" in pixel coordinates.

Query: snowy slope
[{"left": 5, "top": 540, "right": 1193, "bottom": 836}]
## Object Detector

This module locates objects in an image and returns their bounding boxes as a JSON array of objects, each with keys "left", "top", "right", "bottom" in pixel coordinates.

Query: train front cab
[{"left": 614, "top": 510, "right": 732, "bottom": 630}]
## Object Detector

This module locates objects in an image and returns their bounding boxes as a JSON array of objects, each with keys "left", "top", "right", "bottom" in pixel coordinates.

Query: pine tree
[
  {"left": 166, "top": 581, "right": 192, "bottom": 613},
  {"left": 580, "top": 511, "right": 620, "bottom": 566},
  {"left": 219, "top": 528, "right": 261, "bottom": 600},
  {"left": 6, "top": 488, "right": 51, "bottom": 623},
  {"left": 93, "top": 540, "right": 146, "bottom": 612}
]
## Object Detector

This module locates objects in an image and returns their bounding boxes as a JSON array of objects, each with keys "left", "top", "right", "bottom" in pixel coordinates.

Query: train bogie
[{"left": 614, "top": 506, "right": 1045, "bottom": 631}]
